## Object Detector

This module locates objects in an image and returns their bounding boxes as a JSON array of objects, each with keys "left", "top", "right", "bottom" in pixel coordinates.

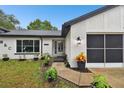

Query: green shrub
[
  {"left": 64, "top": 62, "right": 70, "bottom": 68},
  {"left": 91, "top": 75, "right": 111, "bottom": 88},
  {"left": 44, "top": 67, "right": 57, "bottom": 81},
  {"left": 41, "top": 54, "right": 51, "bottom": 66}
]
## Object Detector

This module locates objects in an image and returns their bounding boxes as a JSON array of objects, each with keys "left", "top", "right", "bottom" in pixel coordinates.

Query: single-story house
[{"left": 0, "top": 5, "right": 124, "bottom": 68}]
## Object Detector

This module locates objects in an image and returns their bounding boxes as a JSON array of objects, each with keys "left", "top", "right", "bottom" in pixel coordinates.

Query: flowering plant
[{"left": 75, "top": 52, "right": 86, "bottom": 62}]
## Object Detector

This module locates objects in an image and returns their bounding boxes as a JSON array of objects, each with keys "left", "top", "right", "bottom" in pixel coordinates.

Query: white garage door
[{"left": 87, "top": 34, "right": 124, "bottom": 68}]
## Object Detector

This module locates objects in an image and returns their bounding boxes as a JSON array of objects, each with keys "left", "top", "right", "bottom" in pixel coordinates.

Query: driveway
[{"left": 90, "top": 68, "right": 124, "bottom": 88}]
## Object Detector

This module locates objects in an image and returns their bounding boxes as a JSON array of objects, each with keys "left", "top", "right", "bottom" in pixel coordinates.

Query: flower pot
[
  {"left": 2, "top": 57, "right": 9, "bottom": 61},
  {"left": 77, "top": 62, "right": 85, "bottom": 72},
  {"left": 48, "top": 76, "right": 53, "bottom": 82},
  {"left": 43, "top": 63, "right": 49, "bottom": 66},
  {"left": 33, "top": 57, "right": 39, "bottom": 61}
]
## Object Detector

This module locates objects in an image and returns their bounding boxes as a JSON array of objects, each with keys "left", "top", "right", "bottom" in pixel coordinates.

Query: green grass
[{"left": 0, "top": 60, "right": 77, "bottom": 88}]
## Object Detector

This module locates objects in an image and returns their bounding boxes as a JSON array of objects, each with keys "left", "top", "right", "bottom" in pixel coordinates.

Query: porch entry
[{"left": 53, "top": 40, "right": 64, "bottom": 56}]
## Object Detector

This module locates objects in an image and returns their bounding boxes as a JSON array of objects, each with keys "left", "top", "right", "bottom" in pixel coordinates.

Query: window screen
[
  {"left": 87, "top": 34, "right": 123, "bottom": 64},
  {"left": 87, "top": 35, "right": 104, "bottom": 48},
  {"left": 106, "top": 49, "right": 123, "bottom": 63},
  {"left": 106, "top": 35, "right": 123, "bottom": 48},
  {"left": 87, "top": 49, "right": 104, "bottom": 63}
]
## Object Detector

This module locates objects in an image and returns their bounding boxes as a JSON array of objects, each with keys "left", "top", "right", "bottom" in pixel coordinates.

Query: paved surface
[
  {"left": 52, "top": 63, "right": 124, "bottom": 88},
  {"left": 52, "top": 63, "right": 94, "bottom": 87},
  {"left": 90, "top": 68, "right": 124, "bottom": 88}
]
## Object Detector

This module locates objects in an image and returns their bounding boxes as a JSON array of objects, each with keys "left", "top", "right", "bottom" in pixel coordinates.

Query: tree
[
  {"left": 0, "top": 9, "right": 20, "bottom": 29},
  {"left": 27, "top": 19, "right": 58, "bottom": 31},
  {"left": 27, "top": 19, "right": 42, "bottom": 30},
  {"left": 52, "top": 26, "right": 58, "bottom": 31}
]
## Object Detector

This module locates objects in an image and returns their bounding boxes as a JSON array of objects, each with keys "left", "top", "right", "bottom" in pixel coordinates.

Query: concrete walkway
[
  {"left": 52, "top": 63, "right": 124, "bottom": 88},
  {"left": 52, "top": 62, "right": 94, "bottom": 87}
]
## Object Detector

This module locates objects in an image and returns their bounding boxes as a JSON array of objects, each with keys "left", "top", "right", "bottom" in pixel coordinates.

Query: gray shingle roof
[
  {"left": 0, "top": 27, "right": 10, "bottom": 33},
  {"left": 0, "top": 29, "right": 62, "bottom": 37}
]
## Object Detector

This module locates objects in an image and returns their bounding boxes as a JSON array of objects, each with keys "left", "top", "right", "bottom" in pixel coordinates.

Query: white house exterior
[
  {"left": 0, "top": 5, "right": 124, "bottom": 68},
  {"left": 63, "top": 5, "right": 124, "bottom": 68},
  {"left": 0, "top": 30, "right": 65, "bottom": 60}
]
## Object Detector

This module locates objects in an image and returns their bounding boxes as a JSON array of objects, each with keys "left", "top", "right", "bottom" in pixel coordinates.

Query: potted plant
[
  {"left": 44, "top": 67, "right": 57, "bottom": 82},
  {"left": 91, "top": 75, "right": 111, "bottom": 88},
  {"left": 42, "top": 54, "right": 51, "bottom": 66},
  {"left": 75, "top": 52, "right": 86, "bottom": 71},
  {"left": 2, "top": 54, "right": 9, "bottom": 61},
  {"left": 33, "top": 54, "right": 39, "bottom": 61},
  {"left": 64, "top": 61, "right": 70, "bottom": 68}
]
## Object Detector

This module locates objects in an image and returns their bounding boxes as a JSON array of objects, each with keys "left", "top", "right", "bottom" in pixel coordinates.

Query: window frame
[{"left": 16, "top": 40, "right": 40, "bottom": 53}]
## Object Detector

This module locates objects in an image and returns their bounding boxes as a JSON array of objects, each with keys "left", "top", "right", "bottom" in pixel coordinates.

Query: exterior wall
[
  {"left": 0, "top": 37, "right": 65, "bottom": 59},
  {"left": 70, "top": 21, "right": 87, "bottom": 68},
  {"left": 86, "top": 6, "right": 123, "bottom": 32},
  {"left": 0, "top": 37, "right": 41, "bottom": 59},
  {"left": 42, "top": 38, "right": 53, "bottom": 56},
  {"left": 42, "top": 37, "right": 64, "bottom": 56},
  {"left": 68, "top": 6, "right": 124, "bottom": 68},
  {"left": 65, "top": 31, "right": 71, "bottom": 64}
]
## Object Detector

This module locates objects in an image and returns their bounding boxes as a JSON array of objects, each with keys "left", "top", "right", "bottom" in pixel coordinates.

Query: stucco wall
[
  {"left": 65, "top": 31, "right": 71, "bottom": 64},
  {"left": 70, "top": 21, "right": 87, "bottom": 68},
  {"left": 42, "top": 38, "right": 53, "bottom": 56},
  {"left": 68, "top": 6, "right": 124, "bottom": 68},
  {"left": 42, "top": 37, "right": 65, "bottom": 56},
  {"left": 0, "top": 37, "right": 41, "bottom": 59}
]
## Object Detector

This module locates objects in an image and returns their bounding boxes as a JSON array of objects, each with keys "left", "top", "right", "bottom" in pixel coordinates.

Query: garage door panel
[{"left": 87, "top": 49, "right": 104, "bottom": 63}]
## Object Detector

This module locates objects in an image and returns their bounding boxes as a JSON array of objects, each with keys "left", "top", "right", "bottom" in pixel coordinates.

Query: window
[
  {"left": 17, "top": 40, "right": 22, "bottom": 52},
  {"left": 23, "top": 40, "right": 33, "bottom": 52},
  {"left": 58, "top": 41, "right": 64, "bottom": 52},
  {"left": 34, "top": 40, "right": 39, "bottom": 52},
  {"left": 16, "top": 40, "right": 40, "bottom": 53}
]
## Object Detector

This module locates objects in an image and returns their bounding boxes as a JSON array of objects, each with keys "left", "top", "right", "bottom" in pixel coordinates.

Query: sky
[{"left": 0, "top": 5, "right": 103, "bottom": 30}]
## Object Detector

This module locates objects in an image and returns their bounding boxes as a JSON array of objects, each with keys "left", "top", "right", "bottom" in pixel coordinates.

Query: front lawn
[{"left": 0, "top": 60, "right": 77, "bottom": 88}]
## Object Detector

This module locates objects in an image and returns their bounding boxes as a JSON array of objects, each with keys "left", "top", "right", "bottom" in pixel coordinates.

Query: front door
[{"left": 53, "top": 40, "right": 64, "bottom": 56}]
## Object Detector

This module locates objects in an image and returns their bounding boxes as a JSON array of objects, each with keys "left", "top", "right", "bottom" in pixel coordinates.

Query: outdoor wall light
[{"left": 76, "top": 36, "right": 81, "bottom": 45}]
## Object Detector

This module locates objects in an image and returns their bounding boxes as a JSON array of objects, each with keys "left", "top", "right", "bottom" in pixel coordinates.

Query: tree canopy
[
  {"left": 27, "top": 19, "right": 58, "bottom": 31},
  {"left": 0, "top": 9, "right": 20, "bottom": 29}
]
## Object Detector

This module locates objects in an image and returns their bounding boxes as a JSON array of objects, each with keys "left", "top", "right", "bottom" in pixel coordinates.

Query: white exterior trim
[
  {"left": 86, "top": 63, "right": 123, "bottom": 68},
  {"left": 86, "top": 63, "right": 104, "bottom": 68}
]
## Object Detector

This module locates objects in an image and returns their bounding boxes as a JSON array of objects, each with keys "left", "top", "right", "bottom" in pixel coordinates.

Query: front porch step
[{"left": 53, "top": 56, "right": 65, "bottom": 62}]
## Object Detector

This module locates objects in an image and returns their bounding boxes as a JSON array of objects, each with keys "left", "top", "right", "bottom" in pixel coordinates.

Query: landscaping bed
[{"left": 0, "top": 60, "right": 77, "bottom": 88}]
